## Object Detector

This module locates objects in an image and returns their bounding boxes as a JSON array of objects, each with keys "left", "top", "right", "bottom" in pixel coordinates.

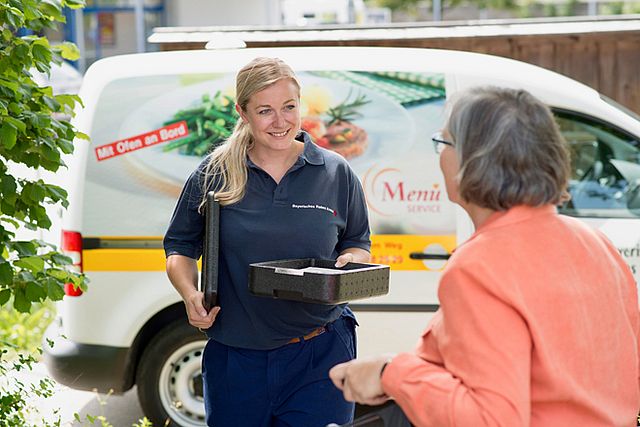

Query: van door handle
[{"left": 409, "top": 252, "right": 450, "bottom": 260}]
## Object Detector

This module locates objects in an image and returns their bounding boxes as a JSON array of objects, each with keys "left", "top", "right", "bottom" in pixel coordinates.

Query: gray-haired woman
[
  {"left": 330, "top": 86, "right": 639, "bottom": 427},
  {"left": 164, "top": 57, "right": 371, "bottom": 426}
]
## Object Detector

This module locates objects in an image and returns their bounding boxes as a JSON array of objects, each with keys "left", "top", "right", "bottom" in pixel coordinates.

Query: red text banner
[{"left": 94, "top": 121, "right": 188, "bottom": 161}]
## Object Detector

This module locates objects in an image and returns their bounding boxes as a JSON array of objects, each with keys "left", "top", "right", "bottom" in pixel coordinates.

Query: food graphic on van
[
  {"left": 162, "top": 90, "right": 237, "bottom": 157},
  {"left": 158, "top": 85, "right": 374, "bottom": 160},
  {"left": 95, "top": 71, "right": 443, "bottom": 193}
]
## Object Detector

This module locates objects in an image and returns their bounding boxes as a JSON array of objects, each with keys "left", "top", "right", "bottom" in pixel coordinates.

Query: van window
[
  {"left": 83, "top": 70, "right": 456, "bottom": 270},
  {"left": 556, "top": 111, "right": 640, "bottom": 218}
]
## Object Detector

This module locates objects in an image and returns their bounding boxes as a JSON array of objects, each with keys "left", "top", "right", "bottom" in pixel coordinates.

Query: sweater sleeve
[{"left": 381, "top": 266, "right": 532, "bottom": 427}]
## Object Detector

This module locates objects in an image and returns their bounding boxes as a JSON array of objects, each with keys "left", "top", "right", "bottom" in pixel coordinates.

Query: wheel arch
[{"left": 123, "top": 302, "right": 187, "bottom": 391}]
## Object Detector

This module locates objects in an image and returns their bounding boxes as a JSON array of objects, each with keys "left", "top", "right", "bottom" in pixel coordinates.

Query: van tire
[{"left": 136, "top": 319, "right": 208, "bottom": 427}]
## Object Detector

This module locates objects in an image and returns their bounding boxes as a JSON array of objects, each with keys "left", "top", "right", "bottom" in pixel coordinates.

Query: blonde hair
[
  {"left": 200, "top": 57, "right": 300, "bottom": 209},
  {"left": 446, "top": 86, "right": 570, "bottom": 210}
]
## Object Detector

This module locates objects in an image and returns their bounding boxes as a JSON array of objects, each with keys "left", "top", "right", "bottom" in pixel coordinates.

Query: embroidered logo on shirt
[{"left": 291, "top": 203, "right": 337, "bottom": 216}]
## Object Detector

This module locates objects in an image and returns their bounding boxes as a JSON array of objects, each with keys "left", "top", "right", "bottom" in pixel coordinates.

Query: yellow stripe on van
[
  {"left": 370, "top": 235, "right": 457, "bottom": 271},
  {"left": 82, "top": 235, "right": 456, "bottom": 272},
  {"left": 83, "top": 248, "right": 173, "bottom": 271}
]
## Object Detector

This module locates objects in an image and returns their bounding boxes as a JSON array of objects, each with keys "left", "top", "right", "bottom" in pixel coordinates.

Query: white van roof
[
  {"left": 80, "top": 46, "right": 592, "bottom": 100},
  {"left": 79, "top": 47, "right": 639, "bottom": 138}
]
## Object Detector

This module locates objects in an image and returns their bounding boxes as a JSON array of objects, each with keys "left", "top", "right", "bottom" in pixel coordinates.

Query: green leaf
[
  {"left": 0, "top": 289, "right": 10, "bottom": 306},
  {"left": 57, "top": 138, "right": 75, "bottom": 153},
  {"left": 3, "top": 116, "right": 26, "bottom": 133},
  {"left": 12, "top": 241, "right": 37, "bottom": 256},
  {"left": 22, "top": 2, "right": 42, "bottom": 21},
  {"left": 46, "top": 269, "right": 68, "bottom": 280},
  {"left": 32, "top": 44, "right": 52, "bottom": 73},
  {"left": 55, "top": 94, "right": 81, "bottom": 110},
  {"left": 29, "top": 183, "right": 46, "bottom": 203},
  {"left": 0, "top": 78, "right": 20, "bottom": 93},
  {"left": 46, "top": 278, "right": 65, "bottom": 301},
  {"left": 57, "top": 42, "right": 80, "bottom": 61},
  {"left": 13, "top": 288, "right": 31, "bottom": 313},
  {"left": 0, "top": 216, "right": 19, "bottom": 229},
  {"left": 1, "top": 174, "right": 17, "bottom": 195},
  {"left": 0, "top": 123, "right": 17, "bottom": 149},
  {"left": 13, "top": 43, "right": 30, "bottom": 62},
  {"left": 43, "top": 95, "right": 60, "bottom": 111},
  {"left": 1, "top": 199, "right": 16, "bottom": 216},
  {"left": 4, "top": 7, "right": 24, "bottom": 30},
  {"left": 76, "top": 131, "right": 89, "bottom": 140},
  {"left": 51, "top": 253, "right": 72, "bottom": 265},
  {"left": 41, "top": 145, "right": 61, "bottom": 163},
  {"left": 15, "top": 256, "right": 45, "bottom": 273},
  {"left": 0, "top": 263, "right": 12, "bottom": 285},
  {"left": 41, "top": 0, "right": 63, "bottom": 15},
  {"left": 24, "top": 221, "right": 38, "bottom": 231},
  {"left": 7, "top": 102, "right": 21, "bottom": 115},
  {"left": 64, "top": 0, "right": 87, "bottom": 9},
  {"left": 25, "top": 281, "right": 46, "bottom": 302},
  {"left": 45, "top": 184, "right": 68, "bottom": 204}
]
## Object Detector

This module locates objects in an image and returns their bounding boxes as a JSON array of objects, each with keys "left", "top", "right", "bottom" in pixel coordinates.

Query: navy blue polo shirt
[{"left": 163, "top": 132, "right": 371, "bottom": 350}]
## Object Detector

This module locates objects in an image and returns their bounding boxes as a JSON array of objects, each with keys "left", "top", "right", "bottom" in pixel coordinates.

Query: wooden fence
[{"left": 149, "top": 15, "right": 640, "bottom": 114}]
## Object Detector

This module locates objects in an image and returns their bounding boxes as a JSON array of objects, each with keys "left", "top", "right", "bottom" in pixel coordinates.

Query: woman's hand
[
  {"left": 166, "top": 255, "right": 219, "bottom": 329},
  {"left": 335, "top": 252, "right": 355, "bottom": 268},
  {"left": 184, "top": 291, "right": 220, "bottom": 329},
  {"left": 335, "top": 247, "right": 370, "bottom": 267},
  {"left": 329, "top": 355, "right": 392, "bottom": 406}
]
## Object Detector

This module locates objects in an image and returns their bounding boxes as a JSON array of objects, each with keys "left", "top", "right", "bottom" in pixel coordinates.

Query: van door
[{"left": 309, "top": 70, "right": 461, "bottom": 358}]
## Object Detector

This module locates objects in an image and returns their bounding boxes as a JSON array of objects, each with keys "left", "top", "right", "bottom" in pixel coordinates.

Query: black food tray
[{"left": 249, "top": 258, "right": 389, "bottom": 304}]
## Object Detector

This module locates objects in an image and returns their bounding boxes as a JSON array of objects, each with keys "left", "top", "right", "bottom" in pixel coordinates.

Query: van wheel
[{"left": 136, "top": 319, "right": 208, "bottom": 427}]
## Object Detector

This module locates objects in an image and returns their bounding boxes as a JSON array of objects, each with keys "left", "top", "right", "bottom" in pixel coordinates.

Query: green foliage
[
  {"left": 132, "top": 417, "right": 155, "bottom": 427},
  {"left": 368, "top": 0, "right": 517, "bottom": 15},
  {"left": 0, "top": 300, "right": 56, "bottom": 359},
  {"left": 0, "top": 349, "right": 62, "bottom": 427},
  {"left": 0, "top": 0, "right": 88, "bottom": 314},
  {"left": 598, "top": 1, "right": 640, "bottom": 14},
  {"left": 557, "top": 0, "right": 580, "bottom": 16},
  {"left": 0, "top": 0, "right": 89, "bottom": 425},
  {"left": 72, "top": 393, "right": 158, "bottom": 426},
  {"left": 74, "top": 413, "right": 113, "bottom": 427},
  {"left": 72, "top": 413, "right": 156, "bottom": 427},
  {"left": 367, "top": 0, "right": 421, "bottom": 12}
]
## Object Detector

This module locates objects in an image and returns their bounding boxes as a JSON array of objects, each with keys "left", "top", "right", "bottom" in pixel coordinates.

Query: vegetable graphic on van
[{"left": 161, "top": 91, "right": 237, "bottom": 156}]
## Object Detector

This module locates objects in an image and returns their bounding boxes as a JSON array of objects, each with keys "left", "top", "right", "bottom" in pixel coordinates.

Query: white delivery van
[{"left": 43, "top": 46, "right": 640, "bottom": 427}]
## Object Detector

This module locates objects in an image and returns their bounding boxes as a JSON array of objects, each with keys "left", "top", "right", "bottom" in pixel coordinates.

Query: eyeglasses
[{"left": 432, "top": 131, "right": 454, "bottom": 154}]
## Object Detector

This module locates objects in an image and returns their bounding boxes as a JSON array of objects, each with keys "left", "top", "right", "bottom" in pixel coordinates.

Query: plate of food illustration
[{"left": 118, "top": 73, "right": 415, "bottom": 184}]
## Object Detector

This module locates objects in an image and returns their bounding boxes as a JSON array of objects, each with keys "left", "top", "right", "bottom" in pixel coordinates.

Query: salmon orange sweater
[{"left": 381, "top": 205, "right": 640, "bottom": 427}]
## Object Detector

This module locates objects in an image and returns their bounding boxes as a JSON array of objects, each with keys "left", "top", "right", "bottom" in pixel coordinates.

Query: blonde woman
[
  {"left": 330, "top": 86, "right": 640, "bottom": 427},
  {"left": 164, "top": 57, "right": 371, "bottom": 426}
]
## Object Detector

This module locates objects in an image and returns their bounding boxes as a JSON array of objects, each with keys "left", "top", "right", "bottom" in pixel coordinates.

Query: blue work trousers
[{"left": 202, "top": 314, "right": 357, "bottom": 427}]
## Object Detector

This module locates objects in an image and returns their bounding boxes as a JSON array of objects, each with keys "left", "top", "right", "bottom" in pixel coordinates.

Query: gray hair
[{"left": 446, "top": 86, "right": 570, "bottom": 210}]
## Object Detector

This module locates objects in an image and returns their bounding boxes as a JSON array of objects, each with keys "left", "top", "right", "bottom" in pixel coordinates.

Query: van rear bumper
[{"left": 42, "top": 321, "right": 133, "bottom": 393}]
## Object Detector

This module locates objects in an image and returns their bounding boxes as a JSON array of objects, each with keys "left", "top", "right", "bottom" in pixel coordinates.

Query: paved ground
[{"left": 13, "top": 362, "right": 146, "bottom": 426}]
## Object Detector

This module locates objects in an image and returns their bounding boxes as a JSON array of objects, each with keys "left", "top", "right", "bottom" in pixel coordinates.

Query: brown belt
[{"left": 287, "top": 326, "right": 327, "bottom": 344}]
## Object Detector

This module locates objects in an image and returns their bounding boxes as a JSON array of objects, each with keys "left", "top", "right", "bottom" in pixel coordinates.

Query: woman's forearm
[{"left": 166, "top": 254, "right": 200, "bottom": 301}]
